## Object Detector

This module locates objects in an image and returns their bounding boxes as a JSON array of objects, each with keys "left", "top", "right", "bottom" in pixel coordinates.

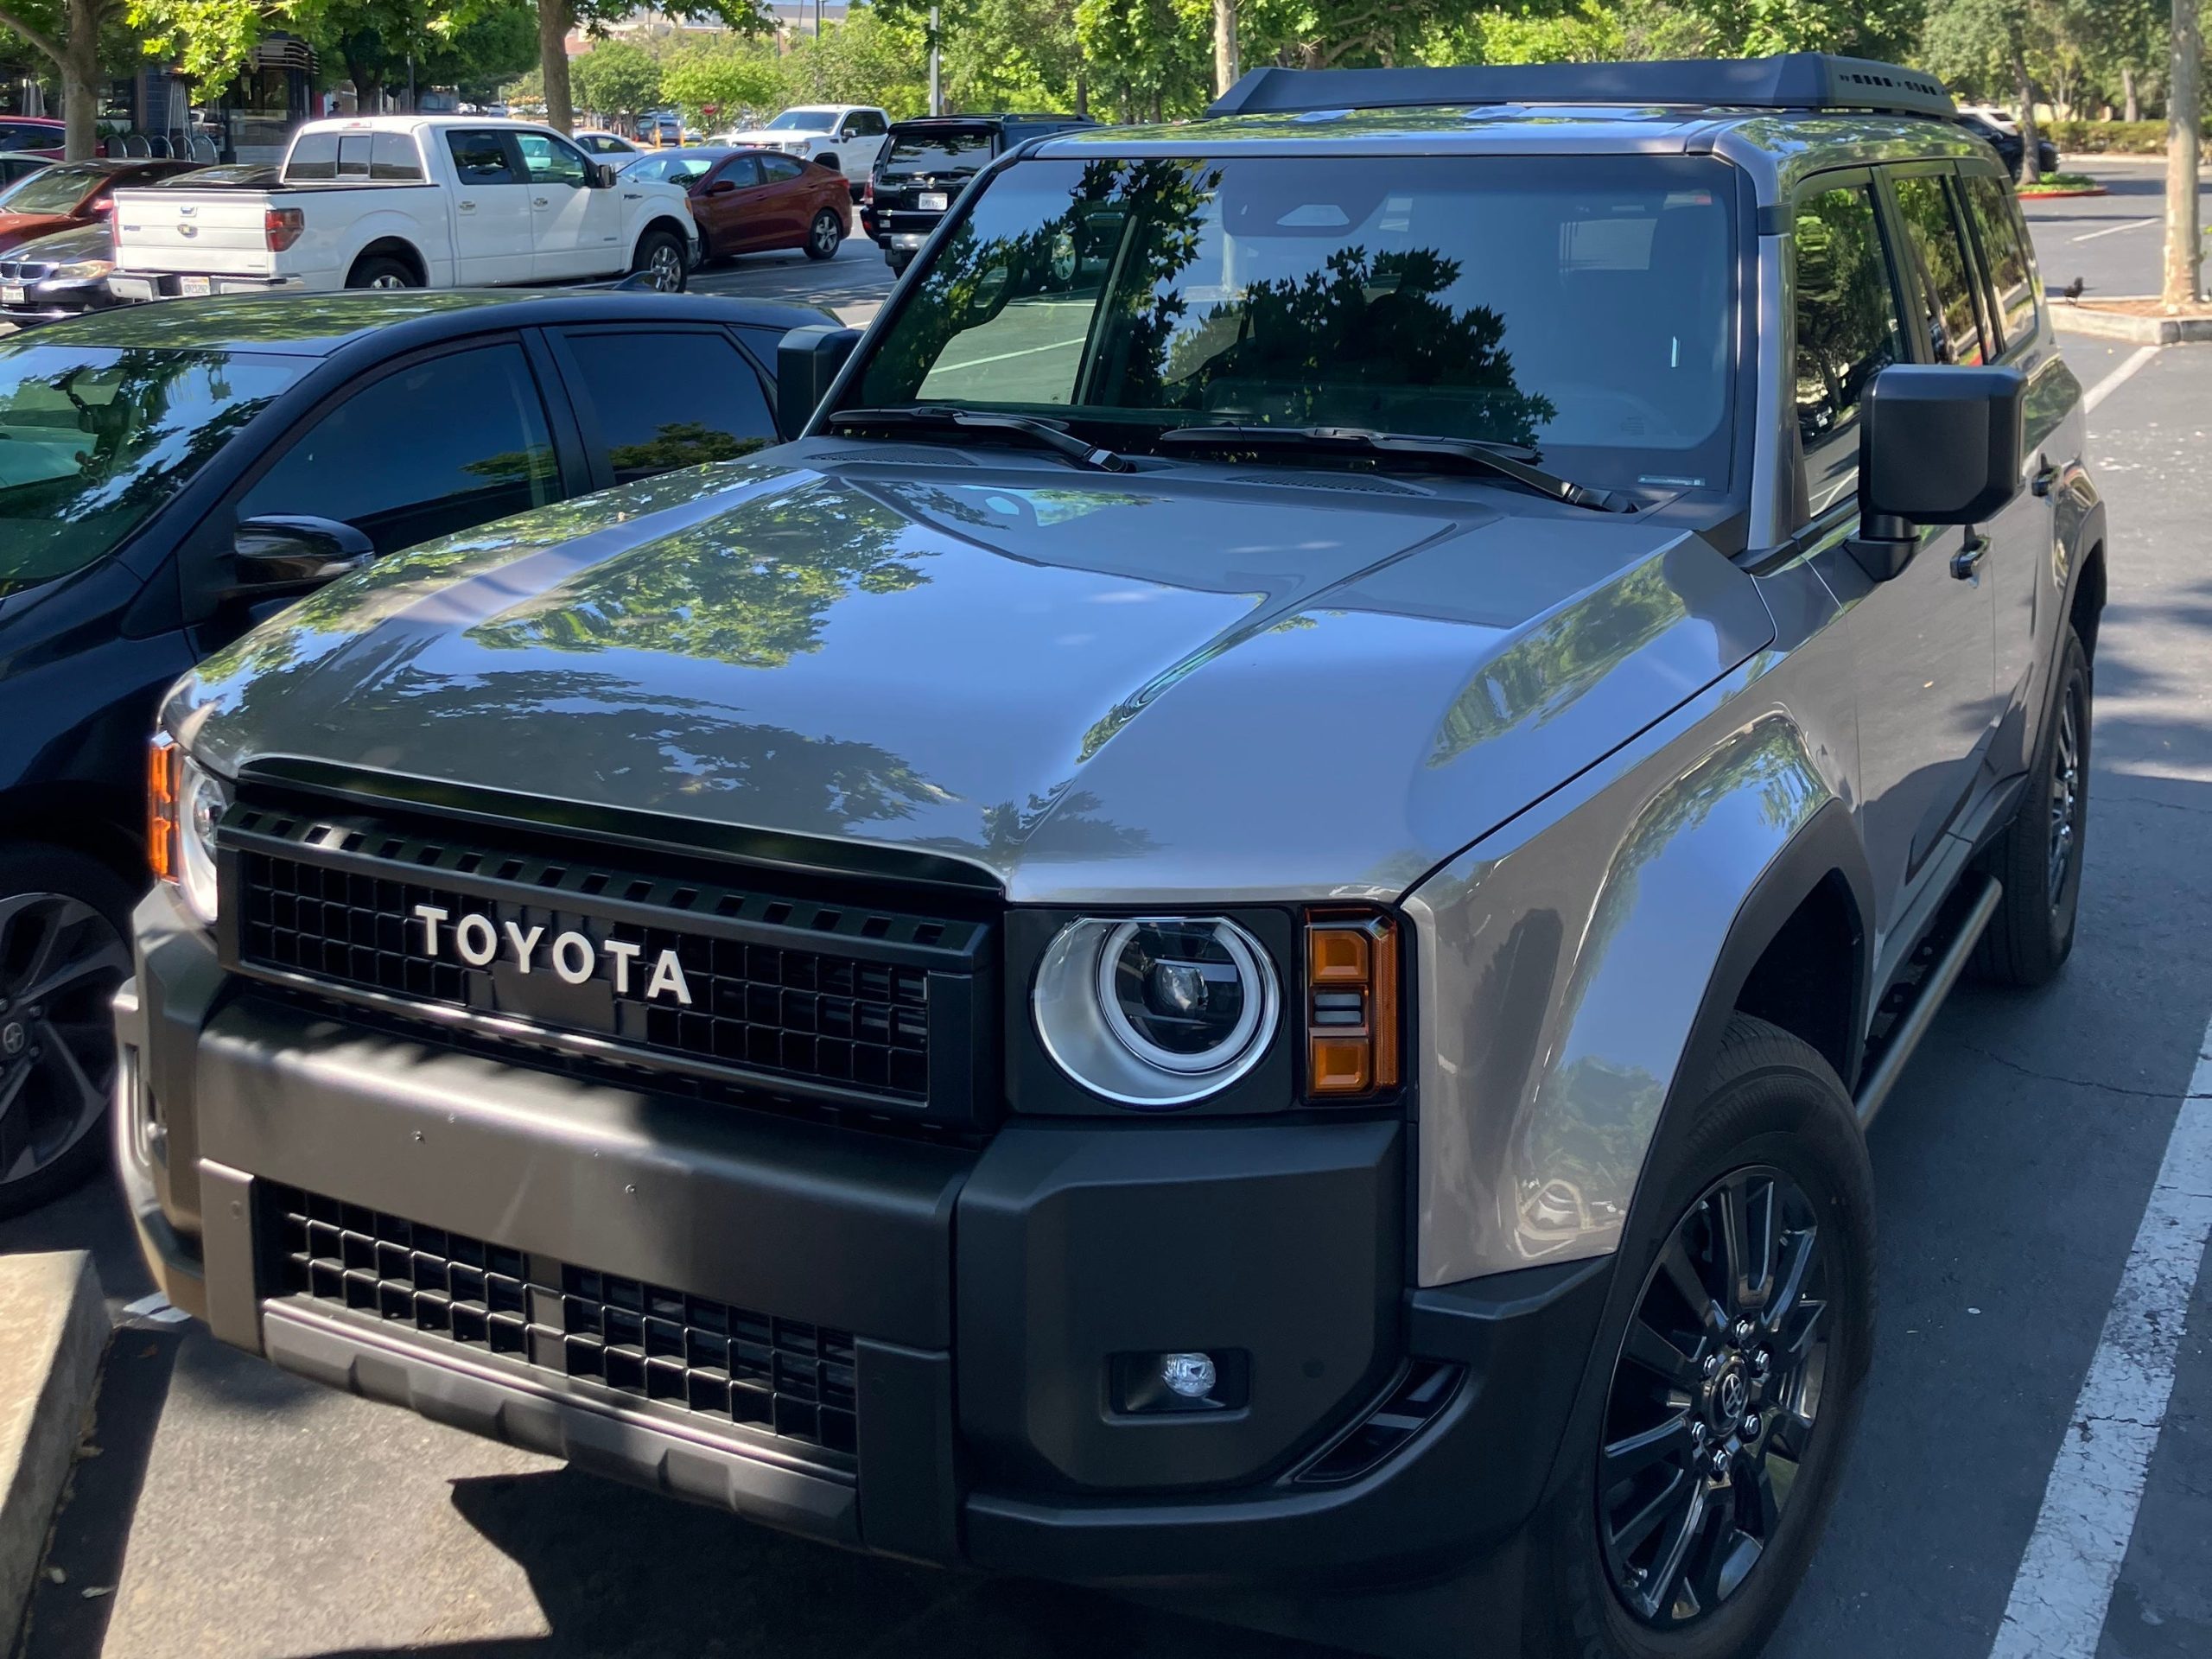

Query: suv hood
[{"left": 169, "top": 449, "right": 1772, "bottom": 904}]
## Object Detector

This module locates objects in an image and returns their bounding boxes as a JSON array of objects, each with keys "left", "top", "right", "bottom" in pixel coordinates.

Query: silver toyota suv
[{"left": 115, "top": 54, "right": 2101, "bottom": 1659}]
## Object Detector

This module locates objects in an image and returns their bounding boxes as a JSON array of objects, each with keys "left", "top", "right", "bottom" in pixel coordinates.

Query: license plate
[
  {"left": 0, "top": 284, "right": 22, "bottom": 307},
  {"left": 917, "top": 191, "right": 949, "bottom": 212},
  {"left": 180, "top": 275, "right": 211, "bottom": 298}
]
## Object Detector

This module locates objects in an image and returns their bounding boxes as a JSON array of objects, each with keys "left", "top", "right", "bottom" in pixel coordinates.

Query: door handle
[
  {"left": 2031, "top": 455, "right": 2060, "bottom": 497},
  {"left": 532, "top": 195, "right": 550, "bottom": 207},
  {"left": 1950, "top": 531, "right": 1988, "bottom": 582},
  {"left": 457, "top": 199, "right": 476, "bottom": 211}
]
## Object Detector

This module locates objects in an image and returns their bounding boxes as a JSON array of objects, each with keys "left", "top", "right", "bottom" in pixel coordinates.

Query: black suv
[{"left": 868, "top": 112, "right": 1096, "bottom": 273}]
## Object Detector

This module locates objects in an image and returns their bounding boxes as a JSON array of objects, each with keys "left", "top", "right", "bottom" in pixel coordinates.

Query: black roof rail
[{"left": 1206, "top": 53, "right": 1955, "bottom": 122}]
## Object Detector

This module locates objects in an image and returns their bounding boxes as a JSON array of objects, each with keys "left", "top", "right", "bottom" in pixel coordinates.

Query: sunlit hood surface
[{"left": 168, "top": 449, "right": 1775, "bottom": 903}]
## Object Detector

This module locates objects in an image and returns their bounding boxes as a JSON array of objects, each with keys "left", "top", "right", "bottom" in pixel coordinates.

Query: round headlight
[
  {"left": 1033, "top": 917, "right": 1278, "bottom": 1107},
  {"left": 177, "top": 757, "right": 229, "bottom": 927}
]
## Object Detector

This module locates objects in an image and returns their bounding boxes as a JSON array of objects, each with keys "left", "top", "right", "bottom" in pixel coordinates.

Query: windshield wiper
[
  {"left": 824, "top": 406, "right": 1135, "bottom": 474},
  {"left": 1153, "top": 425, "right": 1633, "bottom": 512}
]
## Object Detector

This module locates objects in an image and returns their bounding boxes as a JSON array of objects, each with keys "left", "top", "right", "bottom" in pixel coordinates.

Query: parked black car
[
  {"left": 0, "top": 286, "right": 830, "bottom": 1212},
  {"left": 1, "top": 166, "right": 280, "bottom": 327},
  {"left": 867, "top": 112, "right": 1095, "bottom": 273},
  {"left": 1960, "top": 113, "right": 2060, "bottom": 177}
]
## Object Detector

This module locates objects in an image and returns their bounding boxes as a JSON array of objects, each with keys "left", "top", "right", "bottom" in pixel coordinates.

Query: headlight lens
[
  {"left": 149, "top": 733, "right": 227, "bottom": 927},
  {"left": 53, "top": 258, "right": 111, "bottom": 281},
  {"left": 1033, "top": 917, "right": 1278, "bottom": 1107}
]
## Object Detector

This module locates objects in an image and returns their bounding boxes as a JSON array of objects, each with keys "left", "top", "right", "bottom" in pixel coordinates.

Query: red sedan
[
  {"left": 620, "top": 147, "right": 850, "bottom": 264},
  {"left": 0, "top": 157, "right": 200, "bottom": 254},
  {"left": 0, "top": 117, "right": 66, "bottom": 162}
]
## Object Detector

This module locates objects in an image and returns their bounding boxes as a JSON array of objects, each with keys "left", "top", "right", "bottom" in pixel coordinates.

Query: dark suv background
[{"left": 866, "top": 112, "right": 1096, "bottom": 273}]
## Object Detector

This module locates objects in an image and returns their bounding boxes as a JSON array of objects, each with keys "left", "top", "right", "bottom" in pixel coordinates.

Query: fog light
[{"left": 1111, "top": 1348, "right": 1249, "bottom": 1414}]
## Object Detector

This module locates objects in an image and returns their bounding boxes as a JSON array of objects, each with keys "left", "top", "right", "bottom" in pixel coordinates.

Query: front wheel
[
  {"left": 1523, "top": 1015, "right": 1875, "bottom": 1659},
  {"left": 631, "top": 228, "right": 688, "bottom": 293},
  {"left": 0, "top": 849, "right": 136, "bottom": 1219},
  {"left": 804, "top": 208, "right": 843, "bottom": 261}
]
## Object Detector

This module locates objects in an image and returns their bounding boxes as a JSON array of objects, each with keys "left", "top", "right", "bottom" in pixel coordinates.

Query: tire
[
  {"left": 1973, "top": 626, "right": 2091, "bottom": 987},
  {"left": 631, "top": 228, "right": 688, "bottom": 293},
  {"left": 0, "top": 847, "right": 136, "bottom": 1218},
  {"left": 346, "top": 255, "right": 418, "bottom": 290},
  {"left": 1522, "top": 1014, "right": 1876, "bottom": 1659},
  {"left": 804, "top": 208, "right": 842, "bottom": 261}
]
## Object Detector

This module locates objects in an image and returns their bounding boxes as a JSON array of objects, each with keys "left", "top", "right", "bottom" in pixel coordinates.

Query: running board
[{"left": 1853, "top": 874, "right": 2001, "bottom": 1128}]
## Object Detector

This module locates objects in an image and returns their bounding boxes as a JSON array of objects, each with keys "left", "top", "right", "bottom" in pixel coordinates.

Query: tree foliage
[{"left": 570, "top": 35, "right": 661, "bottom": 118}]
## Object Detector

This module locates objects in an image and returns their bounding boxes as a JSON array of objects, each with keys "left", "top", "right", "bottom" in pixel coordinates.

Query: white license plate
[
  {"left": 180, "top": 275, "right": 212, "bottom": 297},
  {"left": 0, "top": 284, "right": 22, "bottom": 307},
  {"left": 917, "top": 191, "right": 949, "bottom": 212}
]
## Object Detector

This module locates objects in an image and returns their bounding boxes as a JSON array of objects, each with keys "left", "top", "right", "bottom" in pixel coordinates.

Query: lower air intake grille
[{"left": 270, "top": 1185, "right": 857, "bottom": 1455}]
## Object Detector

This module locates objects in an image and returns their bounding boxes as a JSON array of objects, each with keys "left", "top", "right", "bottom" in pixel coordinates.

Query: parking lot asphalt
[
  {"left": 6, "top": 200, "right": 2212, "bottom": 1659},
  {"left": 2020, "top": 156, "right": 2212, "bottom": 301},
  {"left": 688, "top": 227, "right": 893, "bottom": 325}
]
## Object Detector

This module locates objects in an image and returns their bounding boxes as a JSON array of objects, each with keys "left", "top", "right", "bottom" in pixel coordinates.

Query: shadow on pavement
[{"left": 296, "top": 1466, "right": 1340, "bottom": 1659}]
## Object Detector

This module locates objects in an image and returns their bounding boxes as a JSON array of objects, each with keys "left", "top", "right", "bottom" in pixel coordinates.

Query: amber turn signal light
[
  {"left": 1303, "top": 911, "right": 1400, "bottom": 1100},
  {"left": 147, "top": 731, "right": 180, "bottom": 884}
]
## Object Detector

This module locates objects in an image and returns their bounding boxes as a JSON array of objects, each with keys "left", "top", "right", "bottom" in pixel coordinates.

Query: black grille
[
  {"left": 271, "top": 1185, "right": 858, "bottom": 1455},
  {"left": 220, "top": 798, "right": 995, "bottom": 1123}
]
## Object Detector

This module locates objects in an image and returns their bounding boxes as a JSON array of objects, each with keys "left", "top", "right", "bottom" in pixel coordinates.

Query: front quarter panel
[{"left": 1403, "top": 559, "right": 1866, "bottom": 1283}]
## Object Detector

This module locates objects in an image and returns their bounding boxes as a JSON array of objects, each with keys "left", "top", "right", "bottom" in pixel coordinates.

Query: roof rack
[{"left": 1206, "top": 53, "right": 1956, "bottom": 122}]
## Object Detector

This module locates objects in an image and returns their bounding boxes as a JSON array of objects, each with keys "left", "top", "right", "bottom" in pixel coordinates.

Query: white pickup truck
[
  {"left": 709, "top": 106, "right": 892, "bottom": 188},
  {"left": 108, "top": 115, "right": 700, "bottom": 300}
]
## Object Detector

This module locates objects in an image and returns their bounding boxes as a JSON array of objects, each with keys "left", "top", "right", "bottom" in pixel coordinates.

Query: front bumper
[
  {"left": 116, "top": 888, "right": 1607, "bottom": 1620},
  {"left": 109, "top": 271, "right": 305, "bottom": 302}
]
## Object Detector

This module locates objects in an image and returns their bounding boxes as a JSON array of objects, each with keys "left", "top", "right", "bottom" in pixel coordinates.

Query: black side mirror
[
  {"left": 231, "top": 515, "right": 374, "bottom": 594},
  {"left": 778, "top": 324, "right": 863, "bottom": 438},
  {"left": 1848, "top": 365, "right": 2025, "bottom": 582},
  {"left": 592, "top": 161, "right": 618, "bottom": 188}
]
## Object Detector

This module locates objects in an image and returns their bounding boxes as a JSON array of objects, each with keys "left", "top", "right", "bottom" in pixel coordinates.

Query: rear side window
[
  {"left": 1891, "top": 174, "right": 1986, "bottom": 366},
  {"left": 715, "top": 156, "right": 762, "bottom": 188},
  {"left": 886, "top": 128, "right": 995, "bottom": 174},
  {"left": 762, "top": 155, "right": 804, "bottom": 183},
  {"left": 1792, "top": 181, "right": 1904, "bottom": 520},
  {"left": 849, "top": 111, "right": 888, "bottom": 137},
  {"left": 562, "top": 331, "right": 778, "bottom": 485},
  {"left": 1961, "top": 173, "right": 2037, "bottom": 352},
  {"left": 446, "top": 130, "right": 518, "bottom": 186},
  {"left": 287, "top": 131, "right": 338, "bottom": 181}
]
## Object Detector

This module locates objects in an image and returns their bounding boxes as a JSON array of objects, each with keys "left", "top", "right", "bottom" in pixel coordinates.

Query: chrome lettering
[
  {"left": 503, "top": 920, "right": 544, "bottom": 972},
  {"left": 413, "top": 904, "right": 448, "bottom": 953},
  {"left": 646, "top": 949, "right": 692, "bottom": 1007},
  {"left": 454, "top": 913, "right": 498, "bottom": 967}
]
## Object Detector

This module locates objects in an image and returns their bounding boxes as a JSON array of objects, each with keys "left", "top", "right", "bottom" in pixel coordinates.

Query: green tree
[
  {"left": 1922, "top": 0, "right": 2062, "bottom": 181},
  {"left": 658, "top": 34, "right": 787, "bottom": 125},
  {"left": 3, "top": 0, "right": 129, "bottom": 157},
  {"left": 571, "top": 35, "right": 660, "bottom": 122}
]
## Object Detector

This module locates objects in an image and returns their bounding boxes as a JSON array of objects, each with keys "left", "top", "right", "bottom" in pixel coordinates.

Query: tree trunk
[
  {"left": 62, "top": 0, "right": 98, "bottom": 160},
  {"left": 1212, "top": 0, "right": 1236, "bottom": 99},
  {"left": 538, "top": 0, "right": 575, "bottom": 135},
  {"left": 1073, "top": 60, "right": 1087, "bottom": 119},
  {"left": 2125, "top": 65, "right": 2139, "bottom": 124},
  {"left": 2012, "top": 48, "right": 2042, "bottom": 187},
  {"left": 347, "top": 56, "right": 383, "bottom": 118},
  {"left": 2164, "top": 0, "right": 2202, "bottom": 308}
]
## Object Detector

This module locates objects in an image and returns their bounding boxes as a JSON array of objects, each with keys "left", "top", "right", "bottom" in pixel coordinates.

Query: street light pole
[{"left": 929, "top": 5, "right": 942, "bottom": 116}]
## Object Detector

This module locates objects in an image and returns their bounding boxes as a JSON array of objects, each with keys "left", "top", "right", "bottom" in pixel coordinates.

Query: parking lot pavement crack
[
  {"left": 1962, "top": 1043, "right": 2212, "bottom": 1101},
  {"left": 2099, "top": 790, "right": 2212, "bottom": 817}
]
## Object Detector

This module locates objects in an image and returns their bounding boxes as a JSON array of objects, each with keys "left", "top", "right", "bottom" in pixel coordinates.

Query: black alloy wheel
[
  {"left": 2047, "top": 673, "right": 2083, "bottom": 908},
  {"left": 0, "top": 887, "right": 130, "bottom": 1214},
  {"left": 1598, "top": 1166, "right": 1834, "bottom": 1629},
  {"left": 1974, "top": 625, "right": 2092, "bottom": 986}
]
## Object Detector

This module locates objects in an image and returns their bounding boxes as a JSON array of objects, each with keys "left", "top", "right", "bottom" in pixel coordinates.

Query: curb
[
  {"left": 0, "top": 1252, "right": 109, "bottom": 1650},
  {"left": 2051, "top": 302, "right": 2212, "bottom": 344}
]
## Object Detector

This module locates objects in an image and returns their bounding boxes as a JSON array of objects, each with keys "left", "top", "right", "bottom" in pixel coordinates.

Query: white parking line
[
  {"left": 1987, "top": 1020, "right": 2212, "bottom": 1659},
  {"left": 2072, "top": 216, "right": 2158, "bottom": 244},
  {"left": 2084, "top": 345, "right": 2159, "bottom": 414}
]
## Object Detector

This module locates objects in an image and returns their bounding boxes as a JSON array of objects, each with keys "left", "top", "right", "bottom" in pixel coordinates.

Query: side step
[{"left": 1853, "top": 874, "right": 2001, "bottom": 1128}]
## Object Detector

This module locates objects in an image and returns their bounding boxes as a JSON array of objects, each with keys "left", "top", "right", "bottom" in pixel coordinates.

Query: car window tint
[
  {"left": 884, "top": 128, "right": 995, "bottom": 175},
  {"left": 564, "top": 331, "right": 777, "bottom": 484},
  {"left": 447, "top": 130, "right": 518, "bottom": 185},
  {"left": 1961, "top": 173, "right": 2037, "bottom": 353},
  {"left": 238, "top": 344, "right": 558, "bottom": 556},
  {"left": 1891, "top": 174, "right": 1986, "bottom": 366},
  {"left": 761, "top": 154, "right": 804, "bottom": 183},
  {"left": 371, "top": 132, "right": 423, "bottom": 182},
  {"left": 336, "top": 133, "right": 373, "bottom": 180},
  {"left": 1792, "top": 181, "right": 1904, "bottom": 521},
  {"left": 717, "top": 156, "right": 761, "bottom": 188},
  {"left": 288, "top": 131, "right": 339, "bottom": 181},
  {"left": 517, "top": 132, "right": 588, "bottom": 188}
]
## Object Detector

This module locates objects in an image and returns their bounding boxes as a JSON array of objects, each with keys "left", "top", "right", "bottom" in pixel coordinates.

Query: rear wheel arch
[
  {"left": 0, "top": 785, "right": 143, "bottom": 888},
  {"left": 346, "top": 238, "right": 425, "bottom": 288}
]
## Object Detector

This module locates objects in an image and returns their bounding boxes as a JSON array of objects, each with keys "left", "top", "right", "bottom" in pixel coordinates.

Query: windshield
[
  {"left": 854, "top": 154, "right": 1739, "bottom": 493},
  {"left": 768, "top": 110, "right": 836, "bottom": 131},
  {"left": 0, "top": 344, "right": 306, "bottom": 597},
  {"left": 0, "top": 163, "right": 101, "bottom": 216},
  {"left": 884, "top": 129, "right": 994, "bottom": 176}
]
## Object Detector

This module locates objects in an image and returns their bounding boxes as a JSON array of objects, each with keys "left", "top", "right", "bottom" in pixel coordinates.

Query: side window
[
  {"left": 1891, "top": 174, "right": 1986, "bottom": 366},
  {"left": 288, "top": 131, "right": 339, "bottom": 181},
  {"left": 1792, "top": 181, "right": 1904, "bottom": 521},
  {"left": 852, "top": 111, "right": 887, "bottom": 137},
  {"left": 761, "top": 154, "right": 804, "bottom": 183},
  {"left": 563, "top": 331, "right": 778, "bottom": 485},
  {"left": 516, "top": 132, "right": 588, "bottom": 188},
  {"left": 1961, "top": 173, "right": 2038, "bottom": 353},
  {"left": 447, "top": 130, "right": 518, "bottom": 186},
  {"left": 717, "top": 156, "right": 762, "bottom": 188},
  {"left": 237, "top": 344, "right": 558, "bottom": 555}
]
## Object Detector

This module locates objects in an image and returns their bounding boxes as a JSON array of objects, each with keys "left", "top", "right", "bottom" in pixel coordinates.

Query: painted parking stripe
[
  {"left": 2084, "top": 346, "right": 2159, "bottom": 414},
  {"left": 2071, "top": 216, "right": 2158, "bottom": 244},
  {"left": 1987, "top": 1020, "right": 2212, "bottom": 1659}
]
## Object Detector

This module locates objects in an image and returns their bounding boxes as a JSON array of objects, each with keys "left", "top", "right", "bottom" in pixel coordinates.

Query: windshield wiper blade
[
  {"left": 1154, "top": 424, "right": 1632, "bottom": 512},
  {"left": 824, "top": 406, "right": 1135, "bottom": 474}
]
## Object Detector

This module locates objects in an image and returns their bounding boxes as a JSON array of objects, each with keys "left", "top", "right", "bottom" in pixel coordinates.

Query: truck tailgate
[{"left": 112, "top": 188, "right": 275, "bottom": 276}]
